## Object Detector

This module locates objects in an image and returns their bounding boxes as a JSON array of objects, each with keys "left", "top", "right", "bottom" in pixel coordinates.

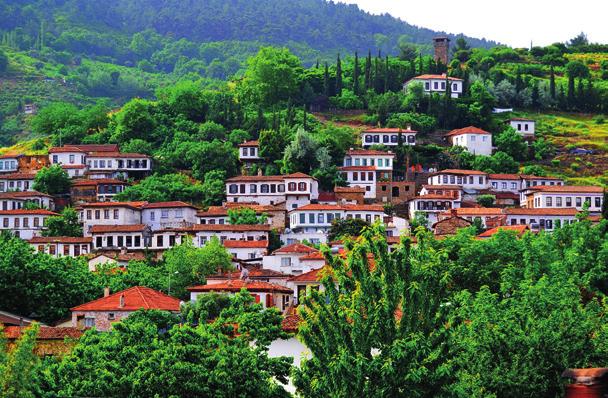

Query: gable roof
[
  {"left": 28, "top": 236, "right": 93, "bottom": 244},
  {"left": 0, "top": 190, "right": 52, "bottom": 199},
  {"left": 445, "top": 126, "right": 491, "bottom": 137},
  {"left": 237, "top": 140, "right": 259, "bottom": 147},
  {"left": 187, "top": 280, "right": 292, "bottom": 294},
  {"left": 3, "top": 326, "right": 83, "bottom": 340},
  {"left": 273, "top": 243, "right": 318, "bottom": 255},
  {"left": 90, "top": 224, "right": 148, "bottom": 234},
  {"left": 488, "top": 173, "right": 521, "bottom": 180},
  {"left": 292, "top": 203, "right": 385, "bottom": 212},
  {"left": 362, "top": 127, "right": 417, "bottom": 134},
  {"left": 525, "top": 185, "right": 604, "bottom": 194},
  {"left": 478, "top": 225, "right": 530, "bottom": 238},
  {"left": 412, "top": 74, "right": 463, "bottom": 81},
  {"left": 0, "top": 172, "right": 36, "bottom": 180},
  {"left": 79, "top": 201, "right": 147, "bottom": 210},
  {"left": 0, "top": 209, "right": 58, "bottom": 216},
  {"left": 71, "top": 286, "right": 181, "bottom": 312},
  {"left": 503, "top": 208, "right": 579, "bottom": 216},
  {"left": 223, "top": 240, "right": 268, "bottom": 249},
  {"left": 142, "top": 201, "right": 199, "bottom": 210},
  {"left": 288, "top": 267, "right": 329, "bottom": 282},
  {"left": 71, "top": 178, "right": 128, "bottom": 187}
]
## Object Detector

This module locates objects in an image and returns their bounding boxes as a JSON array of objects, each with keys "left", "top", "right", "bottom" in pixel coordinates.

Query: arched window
[
  {"left": 391, "top": 135, "right": 398, "bottom": 143},
  {"left": 298, "top": 182, "right": 307, "bottom": 191},
  {"left": 261, "top": 184, "right": 269, "bottom": 193},
  {"left": 229, "top": 184, "right": 238, "bottom": 194},
  {"left": 250, "top": 184, "right": 257, "bottom": 193},
  {"left": 288, "top": 182, "right": 296, "bottom": 191},
  {"left": 365, "top": 135, "right": 373, "bottom": 143},
  {"left": 278, "top": 184, "right": 285, "bottom": 192}
]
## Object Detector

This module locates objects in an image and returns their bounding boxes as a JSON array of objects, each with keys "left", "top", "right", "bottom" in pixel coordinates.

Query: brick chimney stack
[{"left": 433, "top": 36, "right": 450, "bottom": 65}]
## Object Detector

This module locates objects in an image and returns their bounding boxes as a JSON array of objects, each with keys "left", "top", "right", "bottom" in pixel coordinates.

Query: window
[
  {"left": 157, "top": 235, "right": 164, "bottom": 247},
  {"left": 327, "top": 213, "right": 334, "bottom": 223},
  {"left": 453, "top": 83, "right": 458, "bottom": 91},
  {"left": 104, "top": 209, "right": 110, "bottom": 219},
  {"left": 33, "top": 218, "right": 39, "bottom": 227},
  {"left": 14, "top": 218, "right": 19, "bottom": 228},
  {"left": 518, "top": 123, "right": 522, "bottom": 131},
  {"left": 108, "top": 313, "right": 115, "bottom": 320},
  {"left": 117, "top": 236, "right": 124, "bottom": 247},
  {"left": 229, "top": 184, "right": 238, "bottom": 194},
  {"left": 511, "top": 182, "right": 517, "bottom": 189},
  {"left": 86, "top": 210, "right": 92, "bottom": 220},
  {"left": 95, "top": 210, "right": 100, "bottom": 220},
  {"left": 576, "top": 197, "right": 582, "bottom": 207},
  {"left": 113, "top": 209, "right": 119, "bottom": 220},
  {"left": 270, "top": 184, "right": 276, "bottom": 193},
  {"left": 250, "top": 184, "right": 257, "bottom": 193},
  {"left": 23, "top": 217, "right": 28, "bottom": 227},
  {"left": 96, "top": 237, "right": 102, "bottom": 248},
  {"left": 546, "top": 197, "right": 552, "bottom": 207},
  {"left": 261, "top": 184, "right": 269, "bottom": 193},
  {"left": 52, "top": 155, "right": 58, "bottom": 163},
  {"left": 424, "top": 82, "right": 430, "bottom": 90},
  {"left": 525, "top": 124, "right": 529, "bottom": 131},
  {"left": 566, "top": 197, "right": 572, "bottom": 207},
  {"left": 391, "top": 135, "right": 398, "bottom": 143},
  {"left": 353, "top": 172, "right": 358, "bottom": 181},
  {"left": 383, "top": 135, "right": 389, "bottom": 143},
  {"left": 298, "top": 182, "right": 307, "bottom": 191},
  {"left": 308, "top": 213, "right": 315, "bottom": 224},
  {"left": 492, "top": 182, "right": 498, "bottom": 189},
  {"left": 126, "top": 236, "right": 133, "bottom": 247},
  {"left": 433, "top": 82, "right": 438, "bottom": 90},
  {"left": 150, "top": 211, "right": 156, "bottom": 221},
  {"left": 318, "top": 213, "right": 325, "bottom": 223},
  {"left": 596, "top": 197, "right": 601, "bottom": 208},
  {"left": 161, "top": 210, "right": 169, "bottom": 219},
  {"left": 281, "top": 257, "right": 291, "bottom": 267},
  {"left": 175, "top": 209, "right": 183, "bottom": 218},
  {"left": 84, "top": 318, "right": 95, "bottom": 327},
  {"left": 501, "top": 182, "right": 507, "bottom": 189},
  {"left": 135, "top": 236, "right": 141, "bottom": 247},
  {"left": 471, "top": 135, "right": 476, "bottom": 142},
  {"left": 478, "top": 177, "right": 484, "bottom": 184},
  {"left": 107, "top": 236, "right": 114, "bottom": 247},
  {"left": 239, "top": 184, "right": 246, "bottom": 194},
  {"left": 299, "top": 213, "right": 305, "bottom": 224},
  {"left": 368, "top": 172, "right": 374, "bottom": 180},
  {"left": 278, "top": 184, "right": 285, "bottom": 192},
  {"left": 69, "top": 154, "right": 75, "bottom": 164},
  {"left": 556, "top": 197, "right": 562, "bottom": 206}
]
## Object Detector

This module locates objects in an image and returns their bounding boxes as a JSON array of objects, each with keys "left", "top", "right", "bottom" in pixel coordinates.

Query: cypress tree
[
  {"left": 577, "top": 78, "right": 584, "bottom": 110},
  {"left": 567, "top": 75, "right": 575, "bottom": 109},
  {"left": 384, "top": 55, "right": 390, "bottom": 93},
  {"left": 315, "top": 59, "right": 319, "bottom": 69},
  {"left": 418, "top": 51, "right": 423, "bottom": 74},
  {"left": 531, "top": 81, "right": 540, "bottom": 108},
  {"left": 353, "top": 52, "right": 360, "bottom": 96},
  {"left": 515, "top": 69, "right": 524, "bottom": 92},
  {"left": 364, "top": 50, "right": 371, "bottom": 90},
  {"left": 323, "top": 63, "right": 330, "bottom": 97},
  {"left": 374, "top": 56, "right": 380, "bottom": 93},
  {"left": 549, "top": 65, "right": 556, "bottom": 99},
  {"left": 335, "top": 53, "right": 342, "bottom": 96}
]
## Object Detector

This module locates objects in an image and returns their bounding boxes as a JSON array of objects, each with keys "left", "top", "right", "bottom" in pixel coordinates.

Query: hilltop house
[
  {"left": 521, "top": 185, "right": 604, "bottom": 212},
  {"left": 0, "top": 209, "right": 58, "bottom": 239},
  {"left": 446, "top": 126, "right": 492, "bottom": 156},
  {"left": 361, "top": 127, "right": 417, "bottom": 147},
  {"left": 509, "top": 118, "right": 535, "bottom": 139},
  {"left": 403, "top": 74, "right": 463, "bottom": 98},
  {"left": 187, "top": 280, "right": 292, "bottom": 312},
  {"left": 29, "top": 236, "right": 92, "bottom": 257}
]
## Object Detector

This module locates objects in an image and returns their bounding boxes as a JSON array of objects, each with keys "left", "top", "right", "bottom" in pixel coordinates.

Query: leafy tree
[
  {"left": 282, "top": 127, "right": 319, "bottom": 174},
  {"left": 116, "top": 173, "right": 206, "bottom": 203},
  {"left": 476, "top": 194, "right": 496, "bottom": 208},
  {"left": 33, "top": 165, "right": 71, "bottom": 195},
  {"left": 30, "top": 102, "right": 79, "bottom": 137},
  {"left": 197, "top": 121, "right": 226, "bottom": 141},
  {"left": 187, "top": 140, "right": 238, "bottom": 180},
  {"left": 42, "top": 207, "right": 82, "bottom": 237},
  {"left": 156, "top": 80, "right": 207, "bottom": 122},
  {"left": 327, "top": 218, "right": 370, "bottom": 241},
  {"left": 180, "top": 292, "right": 232, "bottom": 323},
  {"left": 241, "top": 47, "right": 302, "bottom": 107},
  {"left": 51, "top": 302, "right": 291, "bottom": 397},
  {"left": 294, "top": 226, "right": 451, "bottom": 396},
  {"left": 495, "top": 127, "right": 528, "bottom": 160},
  {"left": 228, "top": 129, "right": 251, "bottom": 146},
  {"left": 0, "top": 323, "right": 40, "bottom": 398},
  {"left": 120, "top": 138, "right": 154, "bottom": 155},
  {"left": 522, "top": 164, "right": 547, "bottom": 176},
  {"left": 228, "top": 207, "right": 267, "bottom": 225},
  {"left": 201, "top": 170, "right": 227, "bottom": 206},
  {"left": 259, "top": 127, "right": 292, "bottom": 164},
  {"left": 111, "top": 98, "right": 156, "bottom": 143},
  {"left": 602, "top": 190, "right": 608, "bottom": 220},
  {"left": 568, "top": 32, "right": 589, "bottom": 47},
  {"left": 335, "top": 53, "right": 342, "bottom": 96}
]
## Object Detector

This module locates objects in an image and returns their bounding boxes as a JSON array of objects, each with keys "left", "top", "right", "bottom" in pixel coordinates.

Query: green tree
[
  {"left": 30, "top": 102, "right": 79, "bottom": 137},
  {"left": 335, "top": 53, "right": 342, "bottom": 96},
  {"left": 495, "top": 127, "right": 528, "bottom": 160},
  {"left": 228, "top": 207, "right": 267, "bottom": 225},
  {"left": 241, "top": 47, "right": 302, "bottom": 107},
  {"left": 0, "top": 323, "right": 40, "bottom": 398},
  {"left": 33, "top": 165, "right": 71, "bottom": 195},
  {"left": 156, "top": 80, "right": 207, "bottom": 122},
  {"left": 42, "top": 207, "right": 82, "bottom": 237},
  {"left": 353, "top": 51, "right": 360, "bottom": 95},
  {"left": 111, "top": 98, "right": 156, "bottom": 143},
  {"left": 0, "top": 49, "right": 9, "bottom": 74},
  {"left": 522, "top": 164, "right": 547, "bottom": 176},
  {"left": 259, "top": 127, "right": 292, "bottom": 164},
  {"left": 602, "top": 190, "right": 608, "bottom": 220},
  {"left": 116, "top": 173, "right": 206, "bottom": 203},
  {"left": 282, "top": 127, "right": 319, "bottom": 174},
  {"left": 476, "top": 194, "right": 496, "bottom": 207},
  {"left": 201, "top": 170, "right": 227, "bottom": 206},
  {"left": 327, "top": 217, "right": 370, "bottom": 241}
]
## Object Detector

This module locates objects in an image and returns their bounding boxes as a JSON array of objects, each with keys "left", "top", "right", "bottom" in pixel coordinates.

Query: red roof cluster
[
  {"left": 0, "top": 209, "right": 58, "bottom": 216},
  {"left": 187, "top": 280, "right": 292, "bottom": 293},
  {"left": 90, "top": 224, "right": 148, "bottom": 234},
  {"left": 273, "top": 243, "right": 318, "bottom": 254},
  {"left": 71, "top": 286, "right": 181, "bottom": 312}
]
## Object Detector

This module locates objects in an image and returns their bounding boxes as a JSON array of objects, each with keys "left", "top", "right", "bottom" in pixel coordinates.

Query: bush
[
  {"left": 571, "top": 162, "right": 580, "bottom": 171},
  {"left": 551, "top": 159, "right": 560, "bottom": 167}
]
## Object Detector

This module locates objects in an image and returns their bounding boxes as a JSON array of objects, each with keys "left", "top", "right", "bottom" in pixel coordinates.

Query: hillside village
[{"left": 1, "top": 4, "right": 608, "bottom": 395}]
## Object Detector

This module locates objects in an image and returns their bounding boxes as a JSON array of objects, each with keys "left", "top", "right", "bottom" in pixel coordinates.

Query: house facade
[
  {"left": 263, "top": 243, "right": 324, "bottom": 275},
  {"left": 0, "top": 191, "right": 54, "bottom": 211},
  {"left": 0, "top": 209, "right": 57, "bottom": 239},
  {"left": 521, "top": 185, "right": 604, "bottom": 212},
  {"left": 188, "top": 280, "right": 292, "bottom": 312},
  {"left": 141, "top": 201, "right": 199, "bottom": 230},
  {"left": 29, "top": 236, "right": 92, "bottom": 257},
  {"left": 70, "top": 179, "right": 129, "bottom": 203},
  {"left": 0, "top": 173, "right": 36, "bottom": 192},
  {"left": 509, "top": 118, "right": 535, "bottom": 138},
  {"left": 361, "top": 127, "right": 417, "bottom": 147},
  {"left": 446, "top": 126, "right": 492, "bottom": 156},
  {"left": 403, "top": 74, "right": 464, "bottom": 98}
]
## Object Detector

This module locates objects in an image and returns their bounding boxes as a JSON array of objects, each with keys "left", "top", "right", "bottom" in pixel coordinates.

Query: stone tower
[{"left": 433, "top": 36, "right": 450, "bottom": 65}]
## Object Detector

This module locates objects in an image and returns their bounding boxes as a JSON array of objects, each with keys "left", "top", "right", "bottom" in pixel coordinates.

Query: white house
[
  {"left": 190, "top": 224, "right": 270, "bottom": 247},
  {"left": 262, "top": 243, "right": 324, "bottom": 275},
  {"left": 446, "top": 126, "right": 493, "bottom": 156},
  {"left": 488, "top": 174, "right": 521, "bottom": 194},
  {"left": 187, "top": 280, "right": 293, "bottom": 312},
  {"left": 427, "top": 169, "right": 489, "bottom": 198},
  {"left": 0, "top": 209, "right": 58, "bottom": 239},
  {"left": 86, "top": 152, "right": 152, "bottom": 179},
  {"left": 29, "top": 236, "right": 92, "bottom": 257},
  {"left": 521, "top": 185, "right": 604, "bottom": 212},
  {"left": 504, "top": 208, "right": 579, "bottom": 231},
  {"left": 141, "top": 201, "right": 199, "bottom": 230},
  {"left": 408, "top": 194, "right": 461, "bottom": 226},
  {"left": 403, "top": 74, "right": 464, "bottom": 98},
  {"left": 0, "top": 191, "right": 54, "bottom": 211},
  {"left": 223, "top": 240, "right": 269, "bottom": 260},
  {"left": 79, "top": 202, "right": 146, "bottom": 236},
  {"left": 90, "top": 224, "right": 152, "bottom": 251},
  {"left": 509, "top": 118, "right": 535, "bottom": 138},
  {"left": 339, "top": 166, "right": 377, "bottom": 199},
  {"left": 226, "top": 172, "right": 319, "bottom": 209},
  {"left": 0, "top": 154, "right": 20, "bottom": 173},
  {"left": 0, "top": 173, "right": 36, "bottom": 193},
  {"left": 287, "top": 267, "right": 326, "bottom": 305},
  {"left": 361, "top": 127, "right": 417, "bottom": 147},
  {"left": 48, "top": 146, "right": 87, "bottom": 168},
  {"left": 238, "top": 140, "right": 261, "bottom": 161}
]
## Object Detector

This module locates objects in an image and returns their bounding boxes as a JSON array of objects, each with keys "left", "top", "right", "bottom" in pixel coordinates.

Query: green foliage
[
  {"left": 32, "top": 165, "right": 71, "bottom": 194},
  {"left": 495, "top": 127, "right": 528, "bottom": 160},
  {"left": 0, "top": 48, "right": 8, "bottom": 73},
  {"left": 110, "top": 98, "right": 156, "bottom": 143},
  {"left": 330, "top": 89, "right": 363, "bottom": 110},
  {"left": 259, "top": 127, "right": 292, "bottom": 164},
  {"left": 0, "top": 323, "right": 40, "bottom": 398},
  {"left": 49, "top": 299, "right": 291, "bottom": 397},
  {"left": 227, "top": 207, "right": 267, "bottom": 225},
  {"left": 163, "top": 237, "right": 233, "bottom": 299},
  {"left": 327, "top": 217, "right": 370, "bottom": 241},
  {"left": 115, "top": 173, "right": 206, "bottom": 204},
  {"left": 42, "top": 207, "right": 82, "bottom": 237},
  {"left": 476, "top": 194, "right": 496, "bottom": 207},
  {"left": 522, "top": 164, "right": 547, "bottom": 176},
  {"left": 282, "top": 127, "right": 319, "bottom": 174}
]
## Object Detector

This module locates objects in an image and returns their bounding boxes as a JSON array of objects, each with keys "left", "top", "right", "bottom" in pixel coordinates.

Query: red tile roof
[
  {"left": 292, "top": 204, "right": 384, "bottom": 212},
  {"left": 73, "top": 144, "right": 119, "bottom": 152},
  {"left": 91, "top": 252, "right": 147, "bottom": 262},
  {"left": 273, "top": 243, "right": 318, "bottom": 254},
  {"left": 284, "top": 172, "right": 314, "bottom": 179},
  {"left": 447, "top": 208, "right": 504, "bottom": 216},
  {"left": 478, "top": 225, "right": 530, "bottom": 238},
  {"left": 520, "top": 175, "right": 563, "bottom": 181},
  {"left": 237, "top": 140, "right": 259, "bottom": 147},
  {"left": 363, "top": 127, "right": 417, "bottom": 134},
  {"left": 226, "top": 175, "right": 285, "bottom": 182},
  {"left": 346, "top": 149, "right": 395, "bottom": 156},
  {"left": 0, "top": 209, "right": 58, "bottom": 216},
  {"left": 60, "top": 164, "right": 87, "bottom": 169},
  {"left": 3, "top": 326, "right": 83, "bottom": 340},
  {"left": 422, "top": 184, "right": 463, "bottom": 190},
  {"left": 510, "top": 117, "right": 534, "bottom": 122},
  {"left": 142, "top": 201, "right": 198, "bottom": 209},
  {"left": 412, "top": 194, "right": 460, "bottom": 200},
  {"left": 223, "top": 240, "right": 268, "bottom": 249},
  {"left": 80, "top": 201, "right": 147, "bottom": 209},
  {"left": 317, "top": 192, "right": 337, "bottom": 202},
  {"left": 191, "top": 224, "right": 270, "bottom": 232},
  {"left": 48, "top": 147, "right": 85, "bottom": 153},
  {"left": 72, "top": 286, "right": 181, "bottom": 312},
  {"left": 282, "top": 312, "right": 301, "bottom": 332},
  {"left": 503, "top": 208, "right": 579, "bottom": 216},
  {"left": 208, "top": 268, "right": 289, "bottom": 280},
  {"left": 300, "top": 251, "right": 326, "bottom": 261},
  {"left": 288, "top": 267, "right": 329, "bottom": 282},
  {"left": 0, "top": 190, "right": 52, "bottom": 198},
  {"left": 488, "top": 173, "right": 521, "bottom": 180},
  {"left": 433, "top": 169, "right": 487, "bottom": 176},
  {"left": 0, "top": 172, "right": 36, "bottom": 180},
  {"left": 334, "top": 186, "right": 366, "bottom": 193},
  {"left": 28, "top": 236, "right": 93, "bottom": 244},
  {"left": 445, "top": 126, "right": 491, "bottom": 137},
  {"left": 187, "top": 280, "right": 292, "bottom": 293},
  {"left": 90, "top": 224, "right": 147, "bottom": 234},
  {"left": 525, "top": 185, "right": 603, "bottom": 194},
  {"left": 412, "top": 74, "right": 463, "bottom": 81},
  {"left": 71, "top": 178, "right": 128, "bottom": 187},
  {"left": 0, "top": 153, "right": 22, "bottom": 159}
]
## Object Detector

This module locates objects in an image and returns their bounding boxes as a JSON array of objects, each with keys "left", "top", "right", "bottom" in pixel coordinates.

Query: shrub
[
  {"left": 551, "top": 159, "right": 561, "bottom": 167},
  {"left": 571, "top": 162, "right": 580, "bottom": 171}
]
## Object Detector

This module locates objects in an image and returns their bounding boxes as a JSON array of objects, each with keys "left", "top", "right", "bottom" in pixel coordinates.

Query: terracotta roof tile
[
  {"left": 525, "top": 185, "right": 603, "bottom": 194},
  {"left": 0, "top": 209, "right": 58, "bottom": 216},
  {"left": 223, "top": 240, "right": 268, "bottom": 249},
  {"left": 90, "top": 224, "right": 147, "bottom": 234},
  {"left": 503, "top": 208, "right": 579, "bottom": 216},
  {"left": 363, "top": 127, "right": 417, "bottom": 134},
  {"left": 71, "top": 286, "right": 181, "bottom": 312},
  {"left": 71, "top": 178, "right": 128, "bottom": 187},
  {"left": 346, "top": 149, "right": 395, "bottom": 156},
  {"left": 288, "top": 266, "right": 331, "bottom": 282},
  {"left": 412, "top": 74, "right": 463, "bottom": 81},
  {"left": 273, "top": 243, "right": 318, "bottom": 254},
  {"left": 142, "top": 201, "right": 198, "bottom": 209},
  {"left": 208, "top": 268, "right": 289, "bottom": 280},
  {"left": 488, "top": 173, "right": 521, "bottom": 180},
  {"left": 3, "top": 326, "right": 83, "bottom": 340},
  {"left": 478, "top": 225, "right": 530, "bottom": 238},
  {"left": 0, "top": 190, "right": 52, "bottom": 198},
  {"left": 339, "top": 166, "right": 376, "bottom": 171},
  {"left": 237, "top": 140, "right": 259, "bottom": 147},
  {"left": 448, "top": 208, "right": 504, "bottom": 216},
  {"left": 191, "top": 224, "right": 270, "bottom": 232},
  {"left": 292, "top": 204, "right": 384, "bottom": 212},
  {"left": 445, "top": 126, "right": 491, "bottom": 137},
  {"left": 433, "top": 169, "right": 487, "bottom": 176},
  {"left": 28, "top": 236, "right": 92, "bottom": 244},
  {"left": 0, "top": 172, "right": 36, "bottom": 180},
  {"left": 80, "top": 201, "right": 147, "bottom": 209},
  {"left": 187, "top": 280, "right": 292, "bottom": 293}
]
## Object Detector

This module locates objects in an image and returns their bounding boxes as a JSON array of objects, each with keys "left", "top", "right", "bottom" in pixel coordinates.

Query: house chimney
[
  {"left": 257, "top": 168, "right": 263, "bottom": 176},
  {"left": 119, "top": 294, "right": 125, "bottom": 308},
  {"left": 104, "top": 287, "right": 110, "bottom": 297},
  {"left": 406, "top": 124, "right": 412, "bottom": 131}
]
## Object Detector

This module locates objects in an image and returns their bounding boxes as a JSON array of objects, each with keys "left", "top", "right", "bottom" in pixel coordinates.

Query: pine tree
[
  {"left": 418, "top": 50, "right": 423, "bottom": 74},
  {"left": 384, "top": 55, "right": 389, "bottom": 93},
  {"left": 323, "top": 63, "right": 330, "bottom": 97},
  {"left": 577, "top": 78, "right": 585, "bottom": 110},
  {"left": 549, "top": 66, "right": 556, "bottom": 100},
  {"left": 353, "top": 52, "right": 360, "bottom": 96},
  {"left": 335, "top": 54, "right": 342, "bottom": 96},
  {"left": 567, "top": 75, "right": 575, "bottom": 109},
  {"left": 374, "top": 56, "right": 380, "bottom": 93}
]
